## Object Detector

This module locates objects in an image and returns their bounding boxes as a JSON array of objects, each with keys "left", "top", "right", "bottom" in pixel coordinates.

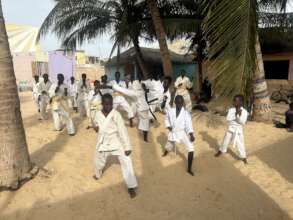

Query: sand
[{"left": 0, "top": 92, "right": 292, "bottom": 220}]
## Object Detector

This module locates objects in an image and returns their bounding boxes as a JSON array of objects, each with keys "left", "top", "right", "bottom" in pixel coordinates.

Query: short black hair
[
  {"left": 234, "top": 94, "right": 244, "bottom": 104},
  {"left": 102, "top": 93, "right": 113, "bottom": 103},
  {"left": 175, "top": 95, "right": 184, "bottom": 103}
]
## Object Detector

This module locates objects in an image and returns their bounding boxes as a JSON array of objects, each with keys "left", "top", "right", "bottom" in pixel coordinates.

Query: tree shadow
[
  {"left": 30, "top": 115, "right": 83, "bottom": 169},
  {"left": 254, "top": 136, "right": 293, "bottom": 184}
]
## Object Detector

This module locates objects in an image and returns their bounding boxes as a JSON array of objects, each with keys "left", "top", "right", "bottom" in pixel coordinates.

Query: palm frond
[{"left": 202, "top": 0, "right": 257, "bottom": 100}]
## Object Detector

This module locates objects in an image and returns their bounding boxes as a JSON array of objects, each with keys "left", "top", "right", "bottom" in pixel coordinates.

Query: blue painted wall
[{"left": 105, "top": 62, "right": 198, "bottom": 86}]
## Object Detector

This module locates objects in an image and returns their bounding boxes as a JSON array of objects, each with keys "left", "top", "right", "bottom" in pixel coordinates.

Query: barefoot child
[
  {"left": 162, "top": 95, "right": 195, "bottom": 176},
  {"left": 215, "top": 95, "right": 248, "bottom": 164},
  {"left": 87, "top": 80, "right": 102, "bottom": 129},
  {"left": 93, "top": 94, "right": 138, "bottom": 198},
  {"left": 49, "top": 74, "right": 75, "bottom": 136}
]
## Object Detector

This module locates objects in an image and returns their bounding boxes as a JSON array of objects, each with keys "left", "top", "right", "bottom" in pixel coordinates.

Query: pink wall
[{"left": 12, "top": 53, "right": 34, "bottom": 84}]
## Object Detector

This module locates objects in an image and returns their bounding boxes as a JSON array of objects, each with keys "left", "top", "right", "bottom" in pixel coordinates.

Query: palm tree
[
  {"left": 0, "top": 0, "right": 36, "bottom": 190},
  {"left": 38, "top": 0, "right": 150, "bottom": 77},
  {"left": 145, "top": 0, "right": 173, "bottom": 76},
  {"left": 201, "top": 0, "right": 290, "bottom": 122}
]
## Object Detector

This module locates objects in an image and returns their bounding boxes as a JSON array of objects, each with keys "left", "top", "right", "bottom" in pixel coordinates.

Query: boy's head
[
  {"left": 82, "top": 73, "right": 87, "bottom": 80},
  {"left": 34, "top": 75, "right": 39, "bottom": 83},
  {"left": 115, "top": 71, "right": 120, "bottom": 81},
  {"left": 101, "top": 75, "right": 108, "bottom": 83},
  {"left": 57, "top": 73, "right": 64, "bottom": 83},
  {"left": 94, "top": 80, "right": 100, "bottom": 90},
  {"left": 70, "top": 76, "right": 75, "bottom": 83},
  {"left": 175, "top": 95, "right": 184, "bottom": 109},
  {"left": 233, "top": 95, "right": 244, "bottom": 108},
  {"left": 43, "top": 74, "right": 49, "bottom": 82},
  {"left": 102, "top": 94, "right": 113, "bottom": 113},
  {"left": 289, "top": 102, "right": 293, "bottom": 110},
  {"left": 180, "top": 70, "right": 186, "bottom": 77},
  {"left": 163, "top": 76, "right": 172, "bottom": 89}
]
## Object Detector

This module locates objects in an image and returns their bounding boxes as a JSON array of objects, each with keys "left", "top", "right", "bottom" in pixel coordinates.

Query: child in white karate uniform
[
  {"left": 215, "top": 95, "right": 248, "bottom": 164},
  {"left": 49, "top": 74, "right": 75, "bottom": 136},
  {"left": 87, "top": 80, "right": 102, "bottom": 129},
  {"left": 162, "top": 95, "right": 196, "bottom": 176},
  {"left": 92, "top": 94, "right": 138, "bottom": 198}
]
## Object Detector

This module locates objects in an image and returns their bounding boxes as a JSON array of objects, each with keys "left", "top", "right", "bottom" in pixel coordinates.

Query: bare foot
[
  {"left": 93, "top": 175, "right": 99, "bottom": 181},
  {"left": 214, "top": 151, "right": 222, "bottom": 157},
  {"left": 187, "top": 170, "right": 194, "bottom": 176},
  {"left": 242, "top": 158, "right": 248, "bottom": 164},
  {"left": 162, "top": 150, "right": 168, "bottom": 157},
  {"left": 128, "top": 188, "right": 137, "bottom": 199}
]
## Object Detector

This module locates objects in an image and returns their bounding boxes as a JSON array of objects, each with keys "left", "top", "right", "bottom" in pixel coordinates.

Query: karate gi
[
  {"left": 32, "top": 81, "right": 40, "bottom": 112},
  {"left": 109, "top": 80, "right": 134, "bottom": 119},
  {"left": 219, "top": 107, "right": 248, "bottom": 159},
  {"left": 112, "top": 84, "right": 151, "bottom": 132},
  {"left": 144, "top": 79, "right": 162, "bottom": 119},
  {"left": 68, "top": 82, "right": 78, "bottom": 109},
  {"left": 160, "top": 89, "right": 171, "bottom": 113},
  {"left": 88, "top": 89, "right": 102, "bottom": 127},
  {"left": 49, "top": 83, "right": 75, "bottom": 135},
  {"left": 77, "top": 80, "right": 91, "bottom": 117},
  {"left": 38, "top": 81, "right": 53, "bottom": 119},
  {"left": 126, "top": 80, "right": 141, "bottom": 115},
  {"left": 165, "top": 107, "right": 194, "bottom": 153},
  {"left": 174, "top": 76, "right": 193, "bottom": 112},
  {"left": 93, "top": 109, "right": 138, "bottom": 189}
]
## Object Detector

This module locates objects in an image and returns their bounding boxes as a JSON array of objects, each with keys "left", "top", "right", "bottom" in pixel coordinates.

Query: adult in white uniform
[
  {"left": 68, "top": 76, "right": 78, "bottom": 112},
  {"left": 92, "top": 94, "right": 138, "bottom": 198},
  {"left": 77, "top": 73, "right": 91, "bottom": 117},
  {"left": 32, "top": 75, "right": 40, "bottom": 114},
  {"left": 38, "top": 74, "right": 52, "bottom": 120},
  {"left": 174, "top": 71, "right": 193, "bottom": 113},
  {"left": 110, "top": 72, "right": 134, "bottom": 127},
  {"left": 49, "top": 74, "right": 75, "bottom": 136},
  {"left": 162, "top": 95, "right": 195, "bottom": 176},
  {"left": 215, "top": 95, "right": 248, "bottom": 164}
]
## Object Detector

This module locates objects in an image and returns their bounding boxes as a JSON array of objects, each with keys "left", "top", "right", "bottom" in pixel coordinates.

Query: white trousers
[
  {"left": 68, "top": 96, "right": 77, "bottom": 108},
  {"left": 52, "top": 109, "right": 75, "bottom": 135},
  {"left": 138, "top": 110, "right": 149, "bottom": 131},
  {"left": 114, "top": 96, "right": 134, "bottom": 119},
  {"left": 78, "top": 99, "right": 90, "bottom": 117},
  {"left": 94, "top": 150, "right": 138, "bottom": 189},
  {"left": 165, "top": 132, "right": 194, "bottom": 153},
  {"left": 176, "top": 90, "right": 192, "bottom": 113},
  {"left": 89, "top": 109, "right": 97, "bottom": 127},
  {"left": 219, "top": 131, "right": 247, "bottom": 159},
  {"left": 40, "top": 95, "right": 50, "bottom": 119}
]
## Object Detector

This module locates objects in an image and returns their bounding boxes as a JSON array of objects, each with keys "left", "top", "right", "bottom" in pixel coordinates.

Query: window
[{"left": 264, "top": 60, "right": 289, "bottom": 79}]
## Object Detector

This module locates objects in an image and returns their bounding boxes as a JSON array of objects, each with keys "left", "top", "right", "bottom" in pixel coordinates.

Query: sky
[
  {"left": 2, "top": 0, "right": 116, "bottom": 58},
  {"left": 2, "top": 0, "right": 293, "bottom": 58}
]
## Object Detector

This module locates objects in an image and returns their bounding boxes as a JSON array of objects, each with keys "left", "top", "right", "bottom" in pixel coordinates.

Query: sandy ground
[{"left": 0, "top": 92, "right": 293, "bottom": 220}]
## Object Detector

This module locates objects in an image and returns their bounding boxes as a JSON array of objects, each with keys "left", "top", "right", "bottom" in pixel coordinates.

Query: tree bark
[
  {"left": 0, "top": 0, "right": 35, "bottom": 190},
  {"left": 252, "top": 35, "right": 272, "bottom": 122},
  {"left": 132, "top": 38, "right": 149, "bottom": 78},
  {"left": 146, "top": 0, "right": 173, "bottom": 76}
]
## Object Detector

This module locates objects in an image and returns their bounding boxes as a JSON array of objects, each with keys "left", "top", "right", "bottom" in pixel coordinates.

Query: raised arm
[{"left": 236, "top": 109, "right": 248, "bottom": 125}]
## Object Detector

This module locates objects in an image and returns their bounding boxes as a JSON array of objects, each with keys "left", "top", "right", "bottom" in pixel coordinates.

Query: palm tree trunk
[
  {"left": 252, "top": 35, "right": 272, "bottom": 122},
  {"left": 146, "top": 0, "right": 173, "bottom": 76},
  {"left": 0, "top": 0, "right": 36, "bottom": 190},
  {"left": 132, "top": 38, "right": 149, "bottom": 78}
]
